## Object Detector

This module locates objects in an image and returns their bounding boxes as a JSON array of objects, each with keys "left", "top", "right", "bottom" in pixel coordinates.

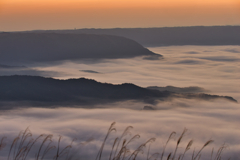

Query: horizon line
[{"left": 1, "top": 25, "right": 240, "bottom": 33}]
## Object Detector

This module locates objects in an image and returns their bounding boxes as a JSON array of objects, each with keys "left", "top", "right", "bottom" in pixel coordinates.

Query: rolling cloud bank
[
  {"left": 0, "top": 30, "right": 239, "bottom": 159},
  {"left": 0, "top": 105, "right": 239, "bottom": 160}
]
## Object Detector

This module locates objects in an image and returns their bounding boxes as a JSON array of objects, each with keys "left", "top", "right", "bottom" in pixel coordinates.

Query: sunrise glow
[{"left": 0, "top": 0, "right": 239, "bottom": 31}]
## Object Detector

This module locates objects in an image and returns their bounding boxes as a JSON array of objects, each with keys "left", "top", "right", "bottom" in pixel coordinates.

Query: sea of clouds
[
  {"left": 0, "top": 45, "right": 239, "bottom": 159},
  {"left": 26, "top": 45, "right": 240, "bottom": 101}
]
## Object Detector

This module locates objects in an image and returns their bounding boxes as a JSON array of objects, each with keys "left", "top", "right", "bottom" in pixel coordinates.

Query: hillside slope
[
  {"left": 0, "top": 76, "right": 236, "bottom": 107},
  {"left": 0, "top": 32, "right": 158, "bottom": 63}
]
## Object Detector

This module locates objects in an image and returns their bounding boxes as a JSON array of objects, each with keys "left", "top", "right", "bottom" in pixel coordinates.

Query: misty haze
[{"left": 0, "top": 26, "right": 239, "bottom": 160}]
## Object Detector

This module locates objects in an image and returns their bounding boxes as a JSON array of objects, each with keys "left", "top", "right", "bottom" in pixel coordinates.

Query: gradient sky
[{"left": 0, "top": 0, "right": 240, "bottom": 31}]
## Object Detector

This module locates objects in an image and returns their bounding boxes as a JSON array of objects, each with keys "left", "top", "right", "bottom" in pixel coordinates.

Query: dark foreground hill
[
  {"left": 37, "top": 26, "right": 240, "bottom": 47},
  {"left": 0, "top": 32, "right": 158, "bottom": 63},
  {"left": 0, "top": 75, "right": 236, "bottom": 108}
]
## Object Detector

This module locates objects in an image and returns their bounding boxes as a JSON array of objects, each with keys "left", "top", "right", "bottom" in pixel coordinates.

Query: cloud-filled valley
[
  {"left": 16, "top": 45, "right": 238, "bottom": 101},
  {"left": 0, "top": 30, "right": 239, "bottom": 160},
  {"left": 0, "top": 104, "right": 240, "bottom": 160}
]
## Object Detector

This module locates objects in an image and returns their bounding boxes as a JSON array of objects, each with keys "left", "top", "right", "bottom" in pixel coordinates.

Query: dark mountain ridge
[
  {"left": 30, "top": 26, "right": 240, "bottom": 47},
  {"left": 0, "top": 75, "right": 236, "bottom": 108},
  {"left": 0, "top": 32, "right": 159, "bottom": 64}
]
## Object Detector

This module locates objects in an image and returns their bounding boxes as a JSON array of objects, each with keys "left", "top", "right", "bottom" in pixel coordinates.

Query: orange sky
[{"left": 0, "top": 0, "right": 239, "bottom": 31}]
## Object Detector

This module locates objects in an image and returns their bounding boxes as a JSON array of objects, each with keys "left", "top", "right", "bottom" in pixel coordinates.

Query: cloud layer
[
  {"left": 0, "top": 101, "right": 239, "bottom": 159},
  {"left": 0, "top": 45, "right": 239, "bottom": 159},
  {"left": 26, "top": 45, "right": 239, "bottom": 101}
]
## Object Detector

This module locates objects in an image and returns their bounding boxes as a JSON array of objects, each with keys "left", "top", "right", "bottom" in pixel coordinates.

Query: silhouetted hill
[
  {"left": 0, "top": 76, "right": 236, "bottom": 108},
  {"left": 0, "top": 32, "right": 158, "bottom": 63},
  {"left": 35, "top": 26, "right": 240, "bottom": 46},
  {"left": 0, "top": 75, "right": 169, "bottom": 105}
]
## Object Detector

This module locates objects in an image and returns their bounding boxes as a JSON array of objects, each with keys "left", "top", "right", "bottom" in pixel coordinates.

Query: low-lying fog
[
  {"left": 0, "top": 102, "right": 239, "bottom": 159},
  {"left": 0, "top": 45, "right": 239, "bottom": 159},
  {"left": 26, "top": 45, "right": 240, "bottom": 101}
]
